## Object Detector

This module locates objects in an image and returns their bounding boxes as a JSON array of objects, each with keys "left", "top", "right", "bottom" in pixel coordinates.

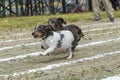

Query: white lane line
[
  {"left": 83, "top": 26, "right": 118, "bottom": 32},
  {"left": 80, "top": 21, "right": 120, "bottom": 28},
  {"left": 0, "top": 25, "right": 119, "bottom": 44},
  {"left": 0, "top": 52, "right": 42, "bottom": 62},
  {"left": 0, "top": 25, "right": 119, "bottom": 52},
  {"left": 77, "top": 37, "right": 120, "bottom": 48},
  {"left": 0, "top": 42, "right": 41, "bottom": 52},
  {"left": 66, "top": 21, "right": 120, "bottom": 28},
  {"left": 0, "top": 33, "right": 29, "bottom": 38},
  {"left": 0, "top": 38, "right": 33, "bottom": 43},
  {"left": 0, "top": 31, "right": 111, "bottom": 44},
  {"left": 101, "top": 74, "right": 120, "bottom": 80},
  {"left": 89, "top": 30, "right": 120, "bottom": 37},
  {"left": 0, "top": 37, "right": 120, "bottom": 62},
  {"left": 0, "top": 21, "right": 119, "bottom": 39},
  {"left": 89, "top": 32, "right": 113, "bottom": 37},
  {"left": 0, "top": 50, "right": 120, "bottom": 77},
  {"left": 12, "top": 33, "right": 29, "bottom": 36},
  {"left": 86, "top": 30, "right": 120, "bottom": 37},
  {"left": 0, "top": 31, "right": 115, "bottom": 43},
  {"left": 0, "top": 28, "right": 119, "bottom": 43}
]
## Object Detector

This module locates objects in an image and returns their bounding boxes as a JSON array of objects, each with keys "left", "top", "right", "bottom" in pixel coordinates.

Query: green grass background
[{"left": 0, "top": 11, "right": 120, "bottom": 30}]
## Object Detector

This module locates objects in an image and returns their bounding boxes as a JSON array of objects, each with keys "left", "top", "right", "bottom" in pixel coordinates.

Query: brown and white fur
[
  {"left": 47, "top": 17, "right": 85, "bottom": 51},
  {"left": 32, "top": 25, "right": 75, "bottom": 59}
]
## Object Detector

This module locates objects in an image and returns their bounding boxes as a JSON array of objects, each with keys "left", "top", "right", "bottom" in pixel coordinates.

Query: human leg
[
  {"left": 92, "top": 0, "right": 101, "bottom": 20},
  {"left": 102, "top": 0, "right": 114, "bottom": 22}
]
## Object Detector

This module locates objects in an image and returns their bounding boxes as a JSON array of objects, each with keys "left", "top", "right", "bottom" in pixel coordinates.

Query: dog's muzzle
[
  {"left": 32, "top": 32, "right": 38, "bottom": 38},
  {"left": 32, "top": 32, "right": 34, "bottom": 36}
]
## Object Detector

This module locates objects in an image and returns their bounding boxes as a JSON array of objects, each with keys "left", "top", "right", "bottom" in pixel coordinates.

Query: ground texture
[{"left": 0, "top": 19, "right": 120, "bottom": 80}]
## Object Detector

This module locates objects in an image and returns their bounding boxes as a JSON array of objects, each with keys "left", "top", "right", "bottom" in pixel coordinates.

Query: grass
[{"left": 0, "top": 10, "right": 120, "bottom": 31}]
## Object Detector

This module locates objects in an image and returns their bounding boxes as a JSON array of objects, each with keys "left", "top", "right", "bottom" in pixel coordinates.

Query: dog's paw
[
  {"left": 40, "top": 52, "right": 46, "bottom": 56},
  {"left": 67, "top": 56, "right": 72, "bottom": 59},
  {"left": 39, "top": 52, "right": 44, "bottom": 56}
]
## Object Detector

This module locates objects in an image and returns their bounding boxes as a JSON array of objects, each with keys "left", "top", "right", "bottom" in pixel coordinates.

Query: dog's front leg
[{"left": 40, "top": 46, "right": 55, "bottom": 56}]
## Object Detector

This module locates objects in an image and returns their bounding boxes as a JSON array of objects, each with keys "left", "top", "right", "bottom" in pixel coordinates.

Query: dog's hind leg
[
  {"left": 71, "top": 43, "right": 77, "bottom": 51},
  {"left": 67, "top": 45, "right": 74, "bottom": 59},
  {"left": 71, "top": 34, "right": 78, "bottom": 51}
]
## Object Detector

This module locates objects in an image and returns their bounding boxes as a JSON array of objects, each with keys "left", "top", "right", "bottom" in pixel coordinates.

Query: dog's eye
[
  {"left": 51, "top": 21, "right": 55, "bottom": 23},
  {"left": 34, "top": 28, "right": 36, "bottom": 30},
  {"left": 37, "top": 28, "right": 41, "bottom": 30},
  {"left": 38, "top": 26, "right": 45, "bottom": 31}
]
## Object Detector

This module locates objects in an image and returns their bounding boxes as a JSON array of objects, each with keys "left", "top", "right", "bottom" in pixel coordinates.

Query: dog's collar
[{"left": 42, "top": 31, "right": 53, "bottom": 40}]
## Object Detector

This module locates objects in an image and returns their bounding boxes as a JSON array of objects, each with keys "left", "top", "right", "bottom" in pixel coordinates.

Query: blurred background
[{"left": 0, "top": 0, "right": 119, "bottom": 17}]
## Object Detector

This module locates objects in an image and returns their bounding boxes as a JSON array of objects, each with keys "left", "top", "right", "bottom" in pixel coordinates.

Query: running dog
[
  {"left": 47, "top": 17, "right": 85, "bottom": 51},
  {"left": 32, "top": 25, "right": 75, "bottom": 59}
]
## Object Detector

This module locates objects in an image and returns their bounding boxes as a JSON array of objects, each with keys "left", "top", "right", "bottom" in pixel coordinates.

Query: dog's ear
[
  {"left": 45, "top": 25, "right": 54, "bottom": 31},
  {"left": 57, "top": 18, "right": 67, "bottom": 24}
]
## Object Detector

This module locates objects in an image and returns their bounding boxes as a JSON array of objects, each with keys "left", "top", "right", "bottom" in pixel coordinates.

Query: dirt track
[{"left": 0, "top": 20, "right": 120, "bottom": 80}]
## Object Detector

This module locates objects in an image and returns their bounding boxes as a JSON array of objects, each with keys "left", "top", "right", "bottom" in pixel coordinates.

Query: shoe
[
  {"left": 109, "top": 17, "right": 114, "bottom": 22},
  {"left": 94, "top": 18, "right": 101, "bottom": 21}
]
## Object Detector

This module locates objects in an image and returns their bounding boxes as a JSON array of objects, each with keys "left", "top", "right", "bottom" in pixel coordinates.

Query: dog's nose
[{"left": 32, "top": 32, "right": 34, "bottom": 36}]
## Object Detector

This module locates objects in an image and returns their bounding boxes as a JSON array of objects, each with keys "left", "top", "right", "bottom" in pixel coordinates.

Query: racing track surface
[{"left": 0, "top": 20, "right": 120, "bottom": 80}]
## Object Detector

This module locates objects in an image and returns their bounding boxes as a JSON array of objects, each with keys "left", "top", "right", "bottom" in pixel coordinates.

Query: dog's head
[
  {"left": 47, "top": 18, "right": 66, "bottom": 31},
  {"left": 32, "top": 25, "right": 54, "bottom": 38}
]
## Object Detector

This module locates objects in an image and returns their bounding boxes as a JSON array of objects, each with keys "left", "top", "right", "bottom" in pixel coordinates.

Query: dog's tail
[
  {"left": 83, "top": 35, "right": 91, "bottom": 40},
  {"left": 79, "top": 30, "right": 91, "bottom": 40}
]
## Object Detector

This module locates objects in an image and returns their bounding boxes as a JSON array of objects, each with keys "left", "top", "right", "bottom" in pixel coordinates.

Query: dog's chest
[
  {"left": 41, "top": 32, "right": 63, "bottom": 49},
  {"left": 42, "top": 36, "right": 54, "bottom": 48}
]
